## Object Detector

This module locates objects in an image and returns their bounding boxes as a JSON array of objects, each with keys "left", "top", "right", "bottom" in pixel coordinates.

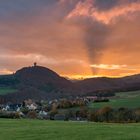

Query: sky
[{"left": 0, "top": 0, "right": 140, "bottom": 79}]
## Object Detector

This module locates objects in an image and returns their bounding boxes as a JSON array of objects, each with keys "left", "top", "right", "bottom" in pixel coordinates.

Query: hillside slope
[
  {"left": 0, "top": 65, "right": 140, "bottom": 103},
  {"left": 75, "top": 74, "right": 140, "bottom": 95},
  {"left": 0, "top": 66, "right": 76, "bottom": 103}
]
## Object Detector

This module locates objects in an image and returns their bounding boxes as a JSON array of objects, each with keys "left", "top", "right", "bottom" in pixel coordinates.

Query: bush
[
  {"left": 135, "top": 108, "right": 140, "bottom": 122},
  {"left": 0, "top": 111, "right": 21, "bottom": 119},
  {"left": 27, "top": 111, "right": 37, "bottom": 119},
  {"left": 49, "top": 104, "right": 58, "bottom": 120},
  {"left": 88, "top": 107, "right": 113, "bottom": 122},
  {"left": 114, "top": 108, "right": 136, "bottom": 123},
  {"left": 88, "top": 107, "right": 140, "bottom": 123},
  {"left": 88, "top": 111, "right": 98, "bottom": 122},
  {"left": 58, "top": 99, "right": 72, "bottom": 109},
  {"left": 20, "top": 107, "right": 29, "bottom": 115},
  {"left": 79, "top": 107, "right": 88, "bottom": 118},
  {"left": 94, "top": 99, "right": 109, "bottom": 103}
]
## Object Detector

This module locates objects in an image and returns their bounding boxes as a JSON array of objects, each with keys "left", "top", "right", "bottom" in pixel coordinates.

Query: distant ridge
[
  {"left": 75, "top": 74, "right": 140, "bottom": 94},
  {"left": 0, "top": 65, "right": 140, "bottom": 103}
]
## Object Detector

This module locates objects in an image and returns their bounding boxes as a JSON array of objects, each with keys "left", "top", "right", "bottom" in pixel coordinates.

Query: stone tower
[{"left": 34, "top": 62, "right": 37, "bottom": 67}]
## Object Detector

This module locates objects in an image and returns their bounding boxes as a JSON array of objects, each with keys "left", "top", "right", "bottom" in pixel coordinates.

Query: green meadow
[
  {"left": 89, "top": 90, "right": 140, "bottom": 109},
  {"left": 0, "top": 119, "right": 140, "bottom": 140},
  {"left": 0, "top": 87, "right": 17, "bottom": 95}
]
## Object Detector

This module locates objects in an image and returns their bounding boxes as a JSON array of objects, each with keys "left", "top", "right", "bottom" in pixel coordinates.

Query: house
[
  {"left": 86, "top": 96, "right": 98, "bottom": 102},
  {"left": 38, "top": 110, "right": 49, "bottom": 119},
  {"left": 49, "top": 99, "right": 58, "bottom": 105},
  {"left": 39, "top": 110, "right": 48, "bottom": 116},
  {"left": 2, "top": 104, "right": 22, "bottom": 112},
  {"left": 24, "top": 99, "right": 38, "bottom": 110},
  {"left": 26, "top": 103, "right": 37, "bottom": 110}
]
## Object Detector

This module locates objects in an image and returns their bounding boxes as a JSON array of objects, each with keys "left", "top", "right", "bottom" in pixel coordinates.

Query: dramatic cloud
[
  {"left": 0, "top": 0, "right": 140, "bottom": 78},
  {"left": 67, "top": 0, "right": 140, "bottom": 24}
]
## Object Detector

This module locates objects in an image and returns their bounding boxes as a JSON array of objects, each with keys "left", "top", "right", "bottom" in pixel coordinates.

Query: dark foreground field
[{"left": 0, "top": 119, "right": 140, "bottom": 140}]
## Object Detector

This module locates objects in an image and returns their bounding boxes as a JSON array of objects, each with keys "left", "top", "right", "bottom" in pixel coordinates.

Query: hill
[
  {"left": 0, "top": 87, "right": 17, "bottom": 95},
  {"left": 0, "top": 65, "right": 140, "bottom": 103},
  {"left": 75, "top": 74, "right": 140, "bottom": 96},
  {"left": 0, "top": 65, "right": 76, "bottom": 103},
  {"left": 15, "top": 65, "right": 72, "bottom": 90}
]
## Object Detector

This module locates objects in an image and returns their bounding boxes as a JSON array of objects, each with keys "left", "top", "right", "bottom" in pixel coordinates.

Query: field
[
  {"left": 0, "top": 119, "right": 140, "bottom": 140},
  {"left": 89, "top": 90, "right": 140, "bottom": 109},
  {"left": 0, "top": 87, "right": 17, "bottom": 95}
]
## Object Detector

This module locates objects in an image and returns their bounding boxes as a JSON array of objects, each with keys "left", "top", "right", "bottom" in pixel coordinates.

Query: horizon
[
  {"left": 0, "top": 63, "right": 139, "bottom": 80},
  {"left": 0, "top": 0, "right": 140, "bottom": 78}
]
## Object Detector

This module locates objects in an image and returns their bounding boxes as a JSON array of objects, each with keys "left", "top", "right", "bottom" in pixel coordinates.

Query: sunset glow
[{"left": 0, "top": 0, "right": 140, "bottom": 79}]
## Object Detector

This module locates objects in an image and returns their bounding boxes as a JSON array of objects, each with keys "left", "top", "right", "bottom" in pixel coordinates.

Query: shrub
[
  {"left": 79, "top": 107, "right": 88, "bottom": 118},
  {"left": 94, "top": 99, "right": 109, "bottom": 103},
  {"left": 97, "top": 106, "right": 113, "bottom": 122},
  {"left": 58, "top": 99, "right": 72, "bottom": 109},
  {"left": 134, "top": 108, "right": 140, "bottom": 122},
  {"left": 20, "top": 107, "right": 29, "bottom": 115},
  {"left": 27, "top": 111, "right": 37, "bottom": 119},
  {"left": 0, "top": 111, "right": 21, "bottom": 119},
  {"left": 114, "top": 108, "right": 136, "bottom": 123},
  {"left": 49, "top": 104, "right": 58, "bottom": 120},
  {"left": 88, "top": 111, "right": 98, "bottom": 122}
]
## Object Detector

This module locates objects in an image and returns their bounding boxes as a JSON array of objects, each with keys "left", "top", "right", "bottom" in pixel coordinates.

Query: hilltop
[{"left": 0, "top": 65, "right": 76, "bottom": 103}]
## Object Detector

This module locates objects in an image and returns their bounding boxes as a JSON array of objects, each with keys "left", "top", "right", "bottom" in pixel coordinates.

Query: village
[{"left": 0, "top": 96, "right": 109, "bottom": 121}]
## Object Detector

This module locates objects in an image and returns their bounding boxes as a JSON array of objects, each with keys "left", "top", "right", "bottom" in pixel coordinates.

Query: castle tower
[{"left": 34, "top": 62, "right": 37, "bottom": 67}]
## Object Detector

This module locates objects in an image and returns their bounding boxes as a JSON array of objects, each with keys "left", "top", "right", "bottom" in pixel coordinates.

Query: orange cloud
[
  {"left": 0, "top": 1, "right": 140, "bottom": 78},
  {"left": 67, "top": 0, "right": 140, "bottom": 24},
  {"left": 90, "top": 64, "right": 129, "bottom": 70}
]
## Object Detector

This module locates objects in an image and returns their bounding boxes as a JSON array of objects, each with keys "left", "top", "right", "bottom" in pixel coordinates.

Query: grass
[
  {"left": 0, "top": 87, "right": 17, "bottom": 95},
  {"left": 116, "top": 90, "right": 140, "bottom": 98},
  {"left": 0, "top": 119, "right": 140, "bottom": 140},
  {"left": 89, "top": 91, "right": 140, "bottom": 109}
]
